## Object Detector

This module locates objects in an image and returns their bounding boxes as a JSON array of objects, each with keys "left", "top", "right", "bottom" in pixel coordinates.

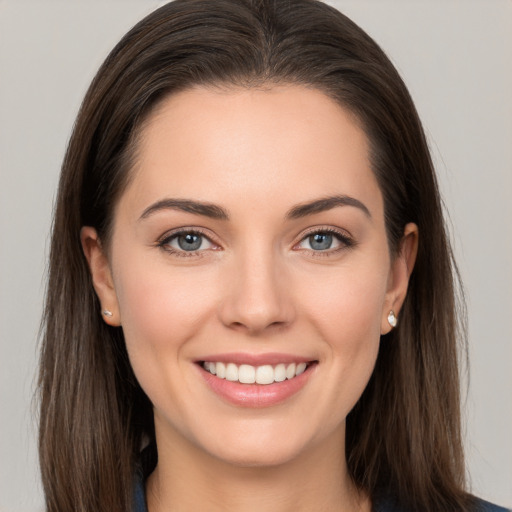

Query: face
[{"left": 83, "top": 85, "right": 415, "bottom": 468}]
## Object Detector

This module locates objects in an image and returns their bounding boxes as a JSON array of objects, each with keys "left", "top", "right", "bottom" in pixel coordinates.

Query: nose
[{"left": 218, "top": 246, "right": 295, "bottom": 335}]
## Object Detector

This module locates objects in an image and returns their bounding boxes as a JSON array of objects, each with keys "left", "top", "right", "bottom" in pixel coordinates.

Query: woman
[{"left": 37, "top": 1, "right": 510, "bottom": 511}]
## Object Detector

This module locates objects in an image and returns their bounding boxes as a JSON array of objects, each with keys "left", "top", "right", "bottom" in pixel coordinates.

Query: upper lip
[{"left": 197, "top": 352, "right": 316, "bottom": 366}]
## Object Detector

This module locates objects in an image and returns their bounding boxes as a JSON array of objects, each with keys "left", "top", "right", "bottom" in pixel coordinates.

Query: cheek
[
  {"left": 115, "top": 254, "right": 212, "bottom": 332},
  {"left": 299, "top": 260, "right": 388, "bottom": 344},
  {"left": 295, "top": 259, "right": 388, "bottom": 409},
  {"left": 111, "top": 258, "right": 225, "bottom": 435},
  {"left": 111, "top": 255, "right": 218, "bottom": 381}
]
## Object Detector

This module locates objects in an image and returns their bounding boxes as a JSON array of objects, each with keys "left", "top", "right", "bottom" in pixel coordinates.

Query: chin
[
  {"left": 198, "top": 423, "right": 322, "bottom": 469},
  {"left": 211, "top": 444, "right": 303, "bottom": 469}
]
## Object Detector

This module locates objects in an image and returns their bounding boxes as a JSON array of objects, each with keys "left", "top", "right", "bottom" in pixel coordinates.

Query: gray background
[{"left": 1, "top": 1, "right": 510, "bottom": 510}]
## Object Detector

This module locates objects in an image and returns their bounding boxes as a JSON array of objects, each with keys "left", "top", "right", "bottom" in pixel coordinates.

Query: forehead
[{"left": 119, "top": 84, "right": 383, "bottom": 222}]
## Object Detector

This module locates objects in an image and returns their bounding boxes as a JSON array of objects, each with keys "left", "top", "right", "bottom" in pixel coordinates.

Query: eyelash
[
  {"left": 295, "top": 227, "right": 355, "bottom": 257},
  {"left": 156, "top": 227, "right": 355, "bottom": 258},
  {"left": 157, "top": 228, "right": 217, "bottom": 258}
]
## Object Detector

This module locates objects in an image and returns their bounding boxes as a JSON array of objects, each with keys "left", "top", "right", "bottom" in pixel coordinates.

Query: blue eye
[
  {"left": 297, "top": 230, "right": 353, "bottom": 252},
  {"left": 160, "top": 230, "right": 214, "bottom": 253},
  {"left": 176, "top": 233, "right": 204, "bottom": 251},
  {"left": 308, "top": 233, "right": 334, "bottom": 250}
]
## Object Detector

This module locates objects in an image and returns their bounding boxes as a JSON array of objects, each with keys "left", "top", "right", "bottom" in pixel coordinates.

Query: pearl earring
[{"left": 387, "top": 310, "right": 397, "bottom": 328}]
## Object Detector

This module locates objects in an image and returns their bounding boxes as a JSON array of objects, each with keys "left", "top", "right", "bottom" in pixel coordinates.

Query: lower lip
[{"left": 198, "top": 363, "right": 316, "bottom": 408}]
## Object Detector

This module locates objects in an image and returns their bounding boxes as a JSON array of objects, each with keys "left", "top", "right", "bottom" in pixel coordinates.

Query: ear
[
  {"left": 80, "top": 226, "right": 121, "bottom": 326},
  {"left": 381, "top": 222, "right": 418, "bottom": 334}
]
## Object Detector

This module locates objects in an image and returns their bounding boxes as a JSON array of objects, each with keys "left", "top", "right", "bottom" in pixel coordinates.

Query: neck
[{"left": 146, "top": 425, "right": 370, "bottom": 512}]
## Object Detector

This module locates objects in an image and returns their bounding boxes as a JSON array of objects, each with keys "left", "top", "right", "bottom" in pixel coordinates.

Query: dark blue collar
[
  {"left": 132, "top": 454, "right": 510, "bottom": 512},
  {"left": 133, "top": 474, "right": 148, "bottom": 512}
]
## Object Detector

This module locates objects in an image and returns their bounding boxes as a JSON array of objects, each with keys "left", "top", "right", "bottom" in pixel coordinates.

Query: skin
[{"left": 82, "top": 85, "right": 418, "bottom": 512}]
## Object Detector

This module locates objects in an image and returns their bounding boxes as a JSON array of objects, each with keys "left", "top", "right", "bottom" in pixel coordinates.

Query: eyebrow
[
  {"left": 285, "top": 195, "right": 371, "bottom": 219},
  {"left": 139, "top": 198, "right": 229, "bottom": 221},
  {"left": 138, "top": 194, "right": 371, "bottom": 222}
]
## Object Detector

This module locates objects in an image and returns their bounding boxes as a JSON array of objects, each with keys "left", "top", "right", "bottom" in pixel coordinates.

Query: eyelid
[
  {"left": 293, "top": 226, "right": 355, "bottom": 252},
  {"left": 157, "top": 227, "right": 221, "bottom": 256}
]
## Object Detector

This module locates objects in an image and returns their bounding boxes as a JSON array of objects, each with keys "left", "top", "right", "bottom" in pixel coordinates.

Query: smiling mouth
[{"left": 200, "top": 361, "right": 316, "bottom": 385}]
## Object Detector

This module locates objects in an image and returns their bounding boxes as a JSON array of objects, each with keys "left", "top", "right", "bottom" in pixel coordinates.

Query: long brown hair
[{"left": 39, "top": 1, "right": 472, "bottom": 510}]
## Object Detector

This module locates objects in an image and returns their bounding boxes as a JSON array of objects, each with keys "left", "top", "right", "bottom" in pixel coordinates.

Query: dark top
[
  {"left": 133, "top": 475, "right": 510, "bottom": 512},
  {"left": 133, "top": 446, "right": 511, "bottom": 512}
]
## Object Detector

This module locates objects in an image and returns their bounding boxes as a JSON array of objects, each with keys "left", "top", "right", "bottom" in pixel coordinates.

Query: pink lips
[{"left": 196, "top": 353, "right": 317, "bottom": 408}]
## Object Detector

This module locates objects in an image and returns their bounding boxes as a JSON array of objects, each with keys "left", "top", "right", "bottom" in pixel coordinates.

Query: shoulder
[
  {"left": 473, "top": 498, "right": 511, "bottom": 512},
  {"left": 374, "top": 496, "right": 511, "bottom": 512}
]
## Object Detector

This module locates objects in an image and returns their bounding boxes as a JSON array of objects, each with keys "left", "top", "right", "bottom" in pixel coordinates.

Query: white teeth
[
  {"left": 296, "top": 362, "right": 307, "bottom": 376},
  {"left": 285, "top": 363, "right": 296, "bottom": 379},
  {"left": 216, "top": 362, "right": 226, "bottom": 379},
  {"left": 238, "top": 364, "right": 256, "bottom": 384},
  {"left": 274, "top": 364, "right": 286, "bottom": 382},
  {"left": 225, "top": 363, "right": 238, "bottom": 381},
  {"left": 203, "top": 361, "right": 310, "bottom": 385},
  {"left": 255, "top": 365, "right": 274, "bottom": 385},
  {"left": 204, "top": 361, "right": 216, "bottom": 374}
]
